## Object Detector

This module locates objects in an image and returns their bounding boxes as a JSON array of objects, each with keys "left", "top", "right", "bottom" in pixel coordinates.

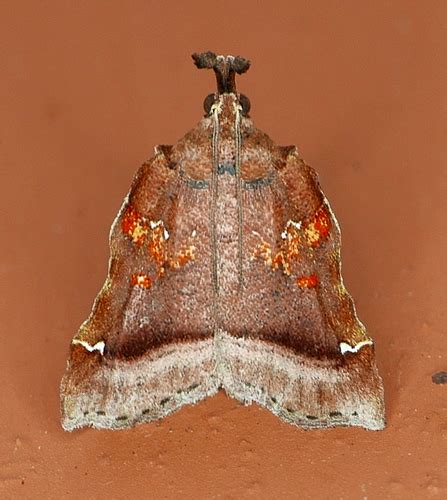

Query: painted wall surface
[{"left": 1, "top": 1, "right": 446, "bottom": 498}]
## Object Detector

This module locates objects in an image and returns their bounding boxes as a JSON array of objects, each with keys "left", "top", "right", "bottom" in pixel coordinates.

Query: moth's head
[{"left": 192, "top": 51, "right": 251, "bottom": 117}]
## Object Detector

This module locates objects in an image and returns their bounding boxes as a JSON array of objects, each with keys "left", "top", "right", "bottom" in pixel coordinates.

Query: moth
[{"left": 61, "top": 51, "right": 385, "bottom": 431}]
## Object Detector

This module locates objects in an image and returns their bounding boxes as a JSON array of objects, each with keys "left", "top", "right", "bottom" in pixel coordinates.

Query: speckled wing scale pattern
[{"left": 60, "top": 52, "right": 385, "bottom": 431}]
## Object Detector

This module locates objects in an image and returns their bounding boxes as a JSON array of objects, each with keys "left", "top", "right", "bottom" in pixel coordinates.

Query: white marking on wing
[
  {"left": 72, "top": 339, "right": 105, "bottom": 355},
  {"left": 339, "top": 340, "right": 373, "bottom": 355},
  {"left": 149, "top": 220, "right": 169, "bottom": 240},
  {"left": 281, "top": 220, "right": 302, "bottom": 239}
]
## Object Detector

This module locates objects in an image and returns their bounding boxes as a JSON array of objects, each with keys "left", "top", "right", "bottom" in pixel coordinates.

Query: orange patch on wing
[
  {"left": 123, "top": 204, "right": 196, "bottom": 284},
  {"left": 303, "top": 206, "right": 331, "bottom": 246},
  {"left": 147, "top": 224, "right": 169, "bottom": 277},
  {"left": 297, "top": 274, "right": 318, "bottom": 288},
  {"left": 252, "top": 240, "right": 273, "bottom": 267},
  {"left": 122, "top": 207, "right": 148, "bottom": 245},
  {"left": 169, "top": 245, "right": 195, "bottom": 268},
  {"left": 131, "top": 273, "right": 152, "bottom": 289},
  {"left": 252, "top": 205, "right": 331, "bottom": 277},
  {"left": 252, "top": 223, "right": 301, "bottom": 276}
]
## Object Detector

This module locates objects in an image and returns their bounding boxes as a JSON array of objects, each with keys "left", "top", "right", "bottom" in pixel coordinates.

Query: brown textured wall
[{"left": 1, "top": 1, "right": 446, "bottom": 498}]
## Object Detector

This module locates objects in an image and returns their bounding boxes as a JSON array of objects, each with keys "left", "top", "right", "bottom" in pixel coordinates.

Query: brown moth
[{"left": 60, "top": 52, "right": 385, "bottom": 431}]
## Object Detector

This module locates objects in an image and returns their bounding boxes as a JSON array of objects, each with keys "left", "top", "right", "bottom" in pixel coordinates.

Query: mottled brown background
[{"left": 1, "top": 1, "right": 446, "bottom": 498}]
